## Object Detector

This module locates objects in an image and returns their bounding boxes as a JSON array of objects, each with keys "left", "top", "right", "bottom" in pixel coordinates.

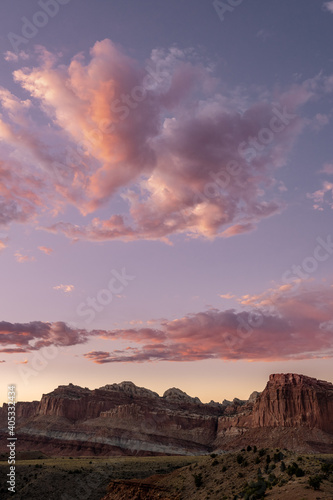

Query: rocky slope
[{"left": 0, "top": 374, "right": 332, "bottom": 456}]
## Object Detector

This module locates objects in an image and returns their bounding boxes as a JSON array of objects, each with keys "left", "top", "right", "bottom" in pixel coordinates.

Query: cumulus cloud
[
  {"left": 0, "top": 40, "right": 325, "bottom": 243},
  {"left": 53, "top": 284, "right": 75, "bottom": 293},
  {"left": 0, "top": 321, "right": 94, "bottom": 352}
]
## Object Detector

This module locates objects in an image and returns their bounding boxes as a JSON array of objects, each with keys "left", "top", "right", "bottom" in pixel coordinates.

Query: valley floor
[{"left": 0, "top": 449, "right": 332, "bottom": 499}]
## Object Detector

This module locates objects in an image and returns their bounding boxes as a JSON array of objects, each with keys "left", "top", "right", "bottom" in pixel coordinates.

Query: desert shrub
[
  {"left": 273, "top": 451, "right": 284, "bottom": 463},
  {"left": 268, "top": 473, "right": 278, "bottom": 486},
  {"left": 253, "top": 445, "right": 257, "bottom": 453},
  {"left": 237, "top": 454, "right": 244, "bottom": 464},
  {"left": 287, "top": 462, "right": 301, "bottom": 476},
  {"left": 210, "top": 453, "right": 217, "bottom": 458},
  {"left": 308, "top": 475, "right": 322, "bottom": 490},
  {"left": 321, "top": 462, "right": 333, "bottom": 474},
  {"left": 266, "top": 454, "right": 271, "bottom": 464},
  {"left": 255, "top": 456, "right": 261, "bottom": 464},
  {"left": 280, "top": 461, "right": 286, "bottom": 472},
  {"left": 212, "top": 459, "right": 219, "bottom": 466},
  {"left": 258, "top": 448, "right": 266, "bottom": 457},
  {"left": 222, "top": 466, "right": 227, "bottom": 472},
  {"left": 295, "top": 467, "right": 305, "bottom": 477},
  {"left": 193, "top": 472, "right": 203, "bottom": 488},
  {"left": 247, "top": 445, "right": 252, "bottom": 451},
  {"left": 242, "top": 478, "right": 267, "bottom": 499}
]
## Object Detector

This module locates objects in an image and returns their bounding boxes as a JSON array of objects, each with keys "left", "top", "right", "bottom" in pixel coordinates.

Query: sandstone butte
[{"left": 0, "top": 373, "right": 332, "bottom": 456}]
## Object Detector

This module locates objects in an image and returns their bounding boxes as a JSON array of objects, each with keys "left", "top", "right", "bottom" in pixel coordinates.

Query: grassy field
[
  {"left": 0, "top": 454, "right": 206, "bottom": 499},
  {"left": 0, "top": 450, "right": 333, "bottom": 499}
]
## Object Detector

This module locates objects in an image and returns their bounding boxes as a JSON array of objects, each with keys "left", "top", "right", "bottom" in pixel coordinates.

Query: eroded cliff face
[
  {"left": 0, "top": 374, "right": 332, "bottom": 456},
  {"left": 252, "top": 373, "right": 333, "bottom": 433}
]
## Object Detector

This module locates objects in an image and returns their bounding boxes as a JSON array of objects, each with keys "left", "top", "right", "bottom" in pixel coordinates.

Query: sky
[{"left": 1, "top": 0, "right": 333, "bottom": 405}]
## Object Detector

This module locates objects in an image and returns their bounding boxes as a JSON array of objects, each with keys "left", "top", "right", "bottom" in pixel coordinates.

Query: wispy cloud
[
  {"left": 14, "top": 251, "right": 35, "bottom": 263},
  {"left": 4, "top": 50, "right": 30, "bottom": 62},
  {"left": 0, "top": 240, "right": 7, "bottom": 251},
  {"left": 323, "top": 1, "right": 333, "bottom": 14},
  {"left": 53, "top": 284, "right": 74, "bottom": 293},
  {"left": 38, "top": 246, "right": 53, "bottom": 255}
]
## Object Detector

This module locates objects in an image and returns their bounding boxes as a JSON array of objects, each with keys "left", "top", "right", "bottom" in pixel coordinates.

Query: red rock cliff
[{"left": 252, "top": 373, "right": 333, "bottom": 433}]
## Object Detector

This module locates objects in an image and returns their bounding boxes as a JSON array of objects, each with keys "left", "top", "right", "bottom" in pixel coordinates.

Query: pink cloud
[
  {"left": 14, "top": 251, "right": 36, "bottom": 263},
  {"left": 307, "top": 180, "right": 333, "bottom": 210},
  {"left": 0, "top": 321, "right": 94, "bottom": 352},
  {"left": 53, "top": 284, "right": 75, "bottom": 293},
  {"left": 38, "top": 246, "right": 53, "bottom": 255},
  {"left": 1, "top": 283, "right": 333, "bottom": 361},
  {"left": 84, "top": 283, "right": 333, "bottom": 363},
  {"left": 0, "top": 40, "right": 330, "bottom": 242}
]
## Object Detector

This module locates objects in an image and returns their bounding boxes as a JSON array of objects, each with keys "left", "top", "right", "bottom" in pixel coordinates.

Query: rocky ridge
[{"left": 0, "top": 373, "right": 332, "bottom": 456}]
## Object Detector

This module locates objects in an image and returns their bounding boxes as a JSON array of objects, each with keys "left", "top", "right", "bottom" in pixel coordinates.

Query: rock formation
[{"left": 0, "top": 373, "right": 332, "bottom": 456}]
